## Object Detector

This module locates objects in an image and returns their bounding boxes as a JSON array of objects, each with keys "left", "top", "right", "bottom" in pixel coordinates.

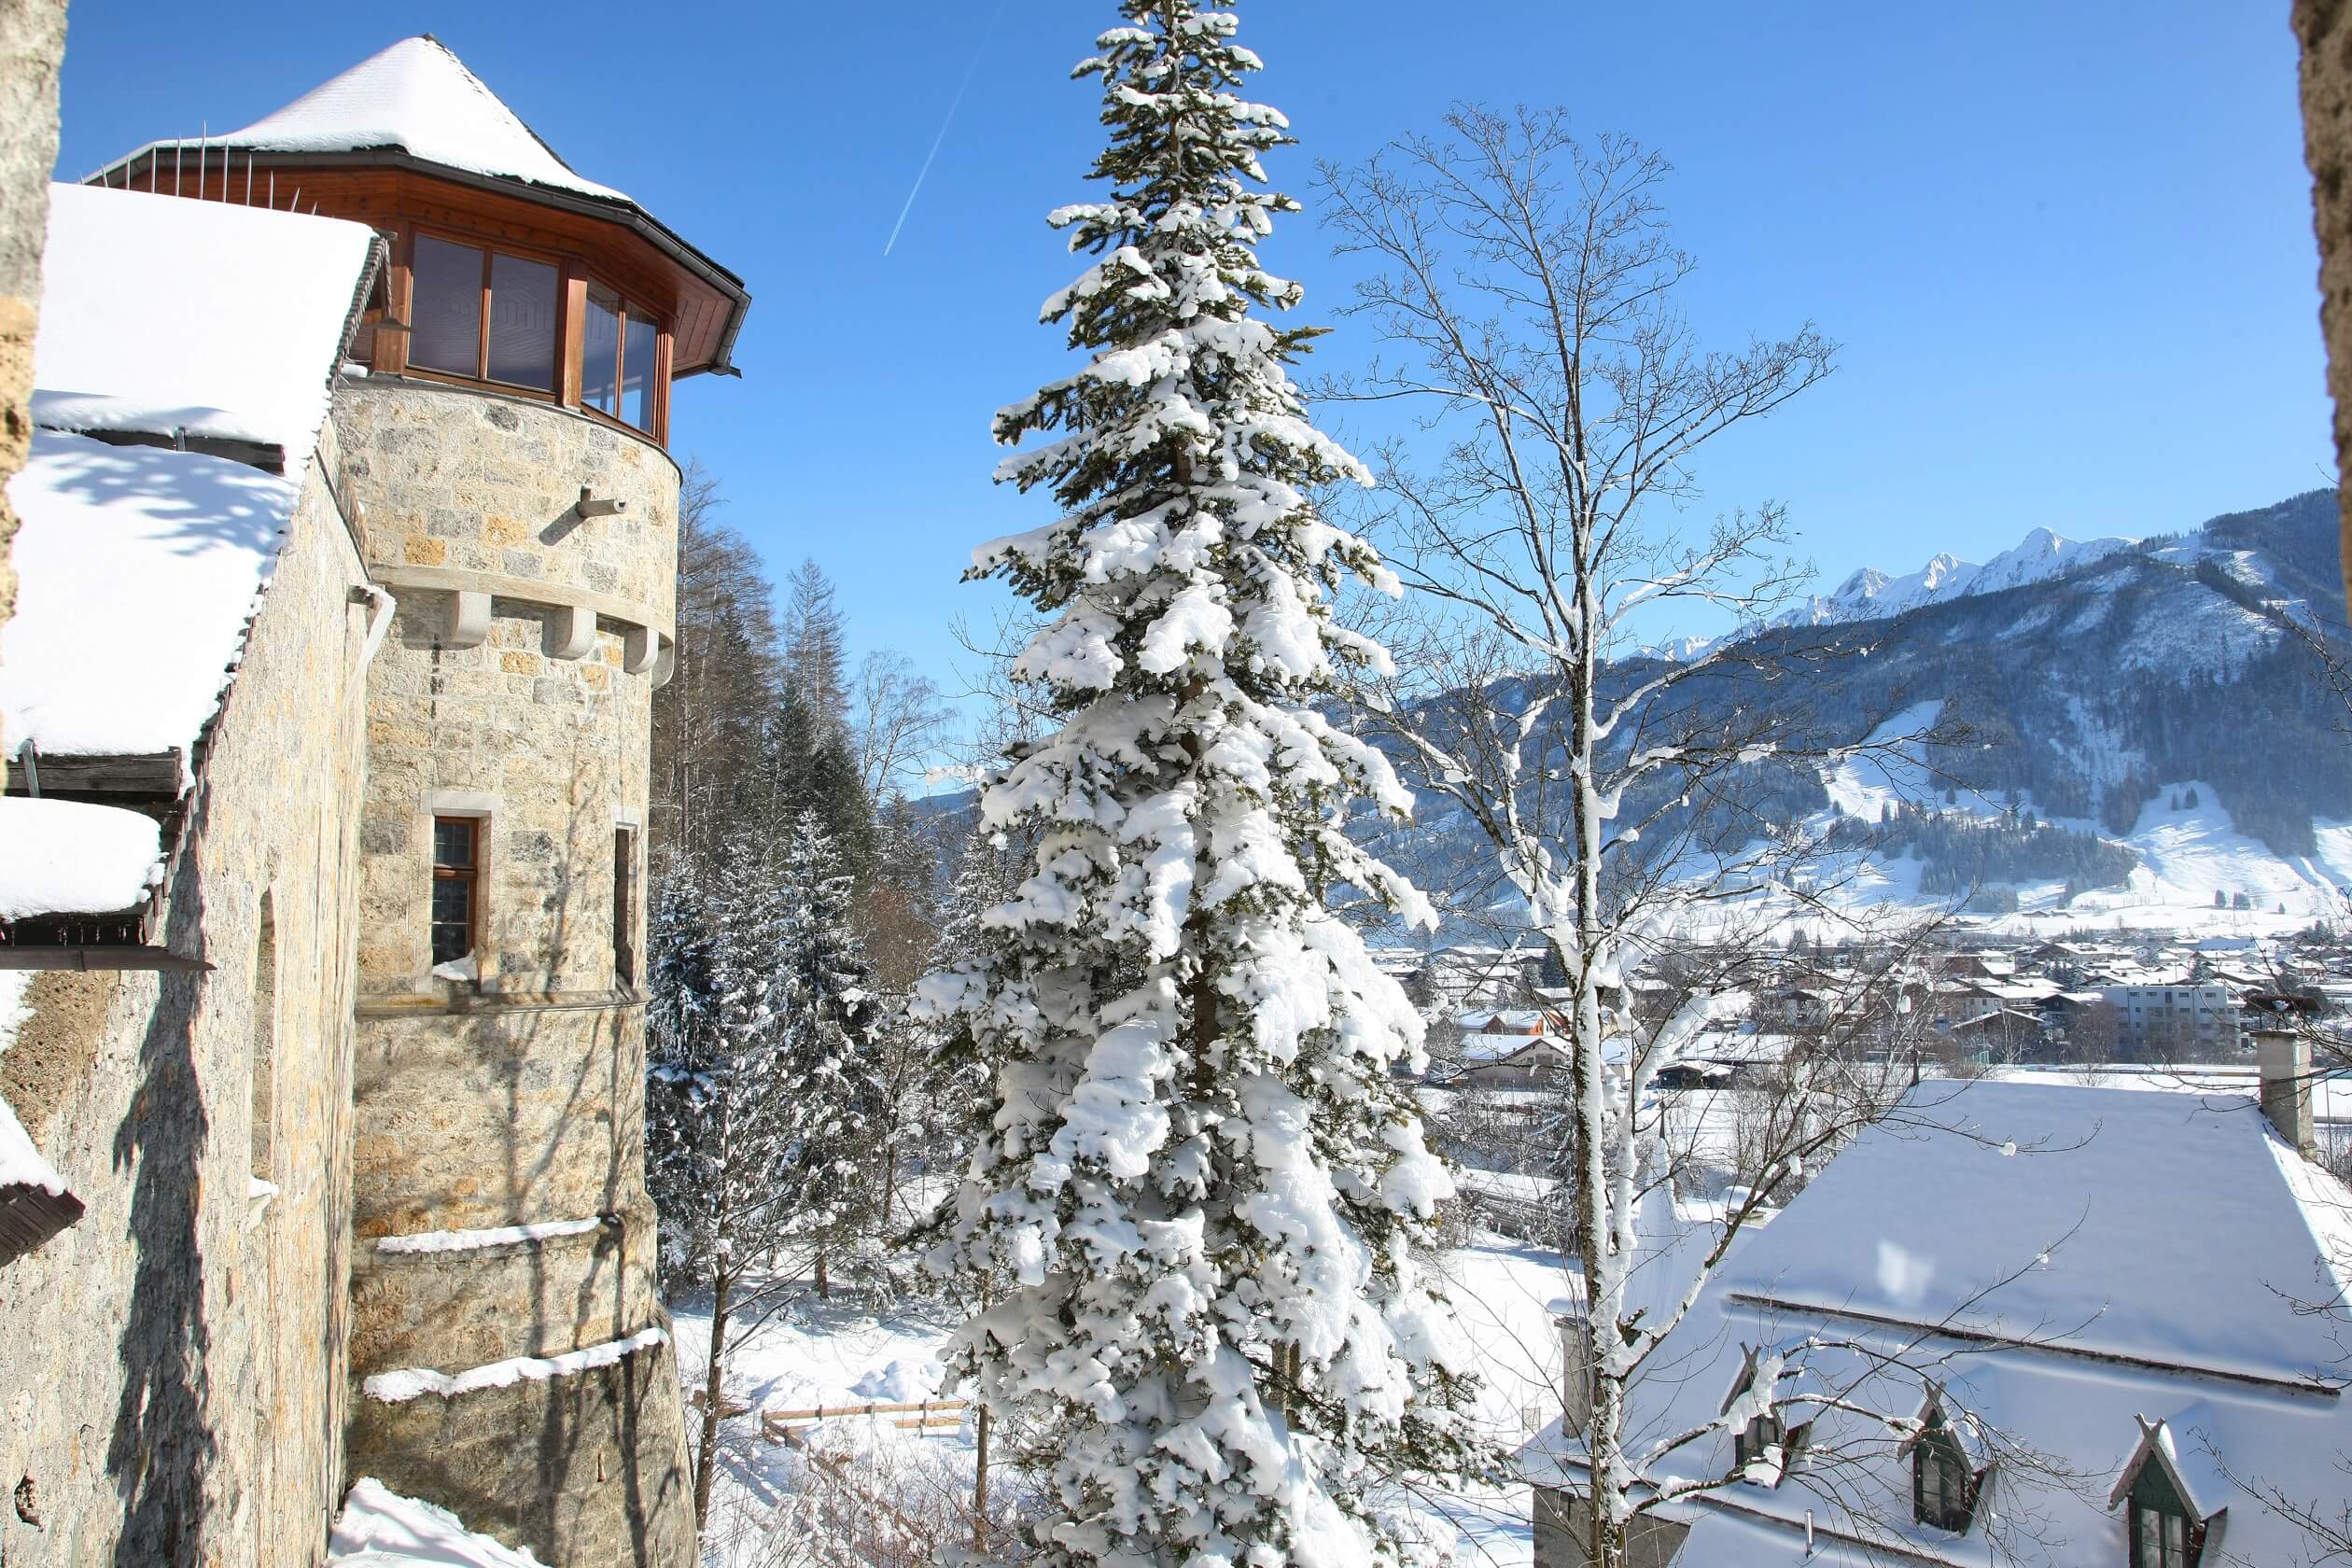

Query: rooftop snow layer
[
  {"left": 0, "top": 797, "right": 162, "bottom": 919},
  {"left": 34, "top": 182, "right": 377, "bottom": 460},
  {"left": 1727, "top": 1078, "right": 2352, "bottom": 1385},
  {"left": 135, "top": 35, "right": 625, "bottom": 205},
  {"left": 2, "top": 431, "right": 294, "bottom": 761},
  {"left": 329, "top": 1478, "right": 547, "bottom": 1567},
  {"left": 1523, "top": 1080, "right": 2352, "bottom": 1567}
]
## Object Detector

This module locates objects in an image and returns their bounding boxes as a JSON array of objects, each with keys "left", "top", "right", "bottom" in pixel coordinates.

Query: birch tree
[
  {"left": 1319, "top": 108, "right": 1963, "bottom": 1565},
  {"left": 922, "top": 6, "right": 1490, "bottom": 1561}
]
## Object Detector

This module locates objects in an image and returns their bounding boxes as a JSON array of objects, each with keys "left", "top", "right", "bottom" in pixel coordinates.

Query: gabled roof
[
  {"left": 1727, "top": 1079, "right": 2352, "bottom": 1386},
  {"left": 1522, "top": 1080, "right": 2352, "bottom": 1567},
  {"left": 117, "top": 35, "right": 624, "bottom": 204}
]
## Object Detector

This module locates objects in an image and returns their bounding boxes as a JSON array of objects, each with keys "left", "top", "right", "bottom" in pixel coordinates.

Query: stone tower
[{"left": 98, "top": 36, "right": 749, "bottom": 1566}]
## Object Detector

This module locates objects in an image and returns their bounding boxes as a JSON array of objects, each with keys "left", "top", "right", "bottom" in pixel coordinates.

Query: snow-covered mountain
[
  {"left": 1785, "top": 525, "right": 2144, "bottom": 628},
  {"left": 1389, "top": 490, "right": 2352, "bottom": 936}
]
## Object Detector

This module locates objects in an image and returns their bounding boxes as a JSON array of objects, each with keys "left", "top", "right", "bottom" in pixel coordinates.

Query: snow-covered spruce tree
[
  {"left": 645, "top": 832, "right": 799, "bottom": 1525},
  {"left": 921, "top": 7, "right": 1487, "bottom": 1562},
  {"left": 645, "top": 813, "right": 878, "bottom": 1521},
  {"left": 768, "top": 807, "right": 880, "bottom": 1298}
]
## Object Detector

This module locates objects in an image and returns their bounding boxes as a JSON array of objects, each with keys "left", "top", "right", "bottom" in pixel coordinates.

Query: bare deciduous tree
[{"left": 1317, "top": 105, "right": 1995, "bottom": 1565}]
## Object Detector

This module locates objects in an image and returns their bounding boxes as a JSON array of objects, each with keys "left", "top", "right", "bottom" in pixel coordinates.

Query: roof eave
[{"left": 84, "top": 144, "right": 750, "bottom": 378}]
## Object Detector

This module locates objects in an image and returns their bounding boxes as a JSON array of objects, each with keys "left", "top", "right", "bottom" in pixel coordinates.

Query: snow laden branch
[{"left": 919, "top": 8, "right": 1493, "bottom": 1565}]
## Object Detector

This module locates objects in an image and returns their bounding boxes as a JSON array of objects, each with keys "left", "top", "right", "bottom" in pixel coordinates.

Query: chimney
[
  {"left": 1559, "top": 1314, "right": 1594, "bottom": 1439},
  {"left": 2255, "top": 1029, "right": 2316, "bottom": 1156}
]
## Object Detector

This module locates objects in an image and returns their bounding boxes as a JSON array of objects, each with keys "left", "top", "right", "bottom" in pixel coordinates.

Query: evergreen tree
[
  {"left": 643, "top": 833, "right": 804, "bottom": 1520},
  {"left": 781, "top": 556, "right": 852, "bottom": 734},
  {"left": 923, "top": 7, "right": 1484, "bottom": 1561},
  {"left": 768, "top": 809, "right": 881, "bottom": 1297}
]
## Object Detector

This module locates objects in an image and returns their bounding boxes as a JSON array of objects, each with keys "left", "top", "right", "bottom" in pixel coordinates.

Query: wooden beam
[
  {"left": 6, "top": 749, "right": 181, "bottom": 800},
  {"left": 0, "top": 1183, "right": 85, "bottom": 1267}
]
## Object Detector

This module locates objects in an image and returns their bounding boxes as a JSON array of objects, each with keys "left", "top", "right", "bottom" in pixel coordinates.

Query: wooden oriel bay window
[{"left": 394, "top": 226, "right": 670, "bottom": 441}]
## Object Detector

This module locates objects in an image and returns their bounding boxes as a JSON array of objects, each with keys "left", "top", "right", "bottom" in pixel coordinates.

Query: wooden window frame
[
  {"left": 2126, "top": 1462, "right": 2205, "bottom": 1568},
  {"left": 572, "top": 273, "right": 674, "bottom": 445},
  {"left": 398, "top": 224, "right": 569, "bottom": 403},
  {"left": 380, "top": 221, "right": 673, "bottom": 444},
  {"left": 431, "top": 814, "right": 485, "bottom": 967}
]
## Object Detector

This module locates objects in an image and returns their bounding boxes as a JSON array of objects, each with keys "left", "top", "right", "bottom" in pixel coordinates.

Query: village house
[
  {"left": 0, "top": 36, "right": 746, "bottom": 1568},
  {"left": 1522, "top": 1031, "right": 2352, "bottom": 1567}
]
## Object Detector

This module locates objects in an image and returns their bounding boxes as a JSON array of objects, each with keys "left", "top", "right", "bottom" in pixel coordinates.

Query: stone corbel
[
  {"left": 622, "top": 625, "right": 662, "bottom": 676},
  {"left": 651, "top": 637, "right": 676, "bottom": 690},
  {"left": 447, "top": 590, "right": 492, "bottom": 650},
  {"left": 548, "top": 604, "right": 597, "bottom": 662}
]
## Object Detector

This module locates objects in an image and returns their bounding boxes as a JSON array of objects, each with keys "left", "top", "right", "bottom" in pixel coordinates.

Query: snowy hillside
[{"left": 1379, "top": 489, "right": 2352, "bottom": 938}]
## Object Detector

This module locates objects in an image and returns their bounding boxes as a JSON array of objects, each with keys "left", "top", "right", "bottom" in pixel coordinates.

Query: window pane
[
  {"left": 582, "top": 288, "right": 621, "bottom": 415},
  {"left": 623, "top": 311, "right": 659, "bottom": 432},
  {"left": 486, "top": 252, "right": 559, "bottom": 390},
  {"left": 430, "top": 880, "right": 473, "bottom": 963},
  {"left": 433, "top": 819, "right": 475, "bottom": 869},
  {"left": 411, "top": 235, "right": 483, "bottom": 376}
]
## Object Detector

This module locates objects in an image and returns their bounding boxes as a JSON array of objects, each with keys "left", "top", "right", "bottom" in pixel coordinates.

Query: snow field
[{"left": 669, "top": 1238, "right": 1575, "bottom": 1567}]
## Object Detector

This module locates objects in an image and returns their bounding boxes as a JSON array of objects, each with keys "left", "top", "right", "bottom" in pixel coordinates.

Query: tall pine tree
[{"left": 922, "top": 6, "right": 1485, "bottom": 1561}]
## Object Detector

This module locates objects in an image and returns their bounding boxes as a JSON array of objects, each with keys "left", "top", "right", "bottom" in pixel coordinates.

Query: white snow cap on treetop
[{"left": 111, "top": 35, "right": 626, "bottom": 204}]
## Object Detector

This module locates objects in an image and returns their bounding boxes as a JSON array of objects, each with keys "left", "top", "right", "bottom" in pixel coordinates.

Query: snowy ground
[{"left": 671, "top": 1233, "right": 1574, "bottom": 1566}]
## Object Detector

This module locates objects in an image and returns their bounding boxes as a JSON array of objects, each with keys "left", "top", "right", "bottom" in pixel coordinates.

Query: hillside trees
[
  {"left": 1321, "top": 109, "right": 2016, "bottom": 1566},
  {"left": 920, "top": 6, "right": 1489, "bottom": 1561},
  {"left": 646, "top": 480, "right": 951, "bottom": 1509}
]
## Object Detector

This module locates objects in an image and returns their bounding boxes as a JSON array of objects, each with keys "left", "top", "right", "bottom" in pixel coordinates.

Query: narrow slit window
[
  {"left": 251, "top": 893, "right": 277, "bottom": 1183},
  {"left": 432, "top": 816, "right": 482, "bottom": 966},
  {"left": 613, "top": 827, "right": 637, "bottom": 988}
]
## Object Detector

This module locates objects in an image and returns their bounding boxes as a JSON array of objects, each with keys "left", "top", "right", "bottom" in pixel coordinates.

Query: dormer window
[
  {"left": 1902, "top": 1397, "right": 1988, "bottom": 1534},
  {"left": 2125, "top": 1455, "right": 2204, "bottom": 1568},
  {"left": 2107, "top": 1411, "right": 2221, "bottom": 1567},
  {"left": 1912, "top": 1412, "right": 1976, "bottom": 1532},
  {"left": 1733, "top": 1411, "right": 1782, "bottom": 1470}
]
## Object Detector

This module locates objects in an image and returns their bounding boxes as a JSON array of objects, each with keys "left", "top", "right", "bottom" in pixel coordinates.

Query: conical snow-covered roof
[{"left": 117, "top": 35, "right": 627, "bottom": 204}]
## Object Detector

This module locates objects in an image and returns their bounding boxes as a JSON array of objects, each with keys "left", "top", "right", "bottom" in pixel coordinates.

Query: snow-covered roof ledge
[
  {"left": 0, "top": 971, "right": 82, "bottom": 1264},
  {"left": 0, "top": 798, "right": 201, "bottom": 972}
]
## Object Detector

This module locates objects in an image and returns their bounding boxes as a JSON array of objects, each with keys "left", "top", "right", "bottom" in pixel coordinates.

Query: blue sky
[{"left": 55, "top": 3, "right": 2329, "bottom": 709}]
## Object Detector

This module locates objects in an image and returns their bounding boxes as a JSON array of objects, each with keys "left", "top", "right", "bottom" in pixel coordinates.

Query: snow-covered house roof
[
  {"left": 1522, "top": 1078, "right": 2352, "bottom": 1566},
  {"left": 110, "top": 35, "right": 623, "bottom": 204},
  {"left": 3, "top": 184, "right": 377, "bottom": 770}
]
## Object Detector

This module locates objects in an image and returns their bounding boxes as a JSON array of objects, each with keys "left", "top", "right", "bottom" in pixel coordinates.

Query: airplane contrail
[{"left": 883, "top": 0, "right": 1011, "bottom": 258}]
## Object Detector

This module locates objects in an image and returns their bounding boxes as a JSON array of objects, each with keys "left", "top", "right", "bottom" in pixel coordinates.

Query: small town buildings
[
  {"left": 0, "top": 35, "right": 747, "bottom": 1568},
  {"left": 2097, "top": 978, "right": 2242, "bottom": 1056},
  {"left": 1521, "top": 1042, "right": 2352, "bottom": 1567}
]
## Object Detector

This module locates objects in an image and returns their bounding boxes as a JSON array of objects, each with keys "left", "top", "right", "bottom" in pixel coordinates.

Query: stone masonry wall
[
  {"left": 334, "top": 380, "right": 690, "bottom": 1568},
  {"left": 0, "top": 0, "right": 70, "bottom": 769},
  {"left": 0, "top": 455, "right": 371, "bottom": 1567}
]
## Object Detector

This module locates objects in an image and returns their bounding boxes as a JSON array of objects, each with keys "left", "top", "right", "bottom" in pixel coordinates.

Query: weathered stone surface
[
  {"left": 0, "top": 453, "right": 371, "bottom": 1568},
  {"left": 0, "top": 0, "right": 70, "bottom": 763},
  {"left": 344, "top": 1328, "right": 694, "bottom": 1568},
  {"left": 339, "top": 383, "right": 687, "bottom": 1566}
]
